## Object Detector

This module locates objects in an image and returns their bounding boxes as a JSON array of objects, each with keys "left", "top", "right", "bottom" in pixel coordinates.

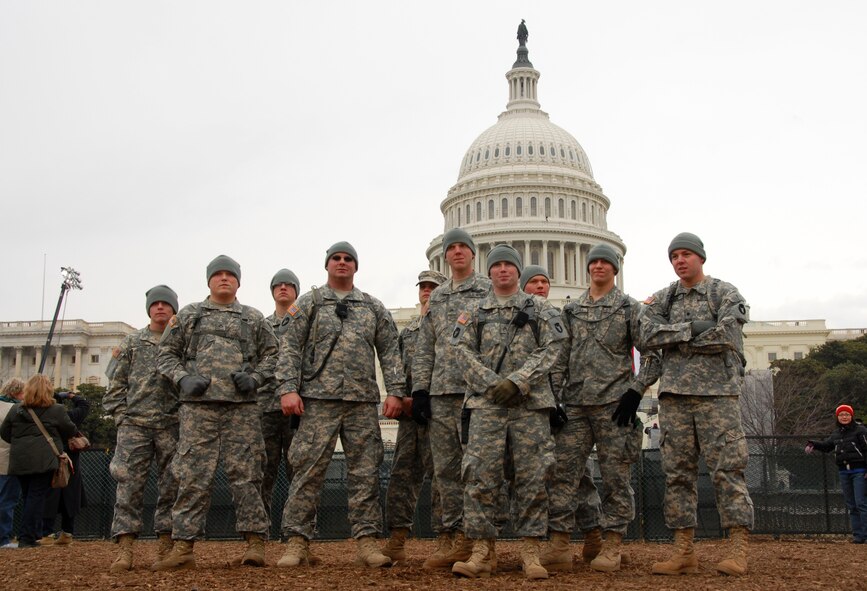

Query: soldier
[
  {"left": 276, "top": 242, "right": 404, "bottom": 568},
  {"left": 154, "top": 255, "right": 277, "bottom": 570},
  {"left": 450, "top": 244, "right": 565, "bottom": 580},
  {"left": 545, "top": 244, "right": 660, "bottom": 573},
  {"left": 411, "top": 228, "right": 491, "bottom": 569},
  {"left": 519, "top": 265, "right": 606, "bottom": 566},
  {"left": 105, "top": 285, "right": 181, "bottom": 573},
  {"left": 640, "top": 232, "right": 753, "bottom": 577},
  {"left": 382, "top": 269, "right": 447, "bottom": 562},
  {"left": 259, "top": 269, "right": 301, "bottom": 528}
]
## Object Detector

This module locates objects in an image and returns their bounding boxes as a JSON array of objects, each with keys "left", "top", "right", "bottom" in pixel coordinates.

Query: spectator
[{"left": 0, "top": 378, "right": 25, "bottom": 548}]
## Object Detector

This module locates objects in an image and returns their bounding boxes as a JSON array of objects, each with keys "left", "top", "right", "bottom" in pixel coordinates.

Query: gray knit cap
[
  {"left": 325, "top": 241, "right": 359, "bottom": 269},
  {"left": 145, "top": 284, "right": 179, "bottom": 315},
  {"left": 668, "top": 232, "right": 706, "bottom": 261},
  {"left": 587, "top": 244, "right": 621, "bottom": 274},
  {"left": 442, "top": 228, "right": 476, "bottom": 255},
  {"left": 270, "top": 268, "right": 300, "bottom": 294},
  {"left": 519, "top": 265, "right": 550, "bottom": 290},
  {"left": 206, "top": 255, "right": 241, "bottom": 285},
  {"left": 487, "top": 244, "right": 523, "bottom": 274}
]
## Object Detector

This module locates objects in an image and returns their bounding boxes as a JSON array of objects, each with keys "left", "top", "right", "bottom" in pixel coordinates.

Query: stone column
[
  {"left": 14, "top": 347, "right": 23, "bottom": 378},
  {"left": 34, "top": 348, "right": 42, "bottom": 374},
  {"left": 559, "top": 242, "right": 567, "bottom": 284},
  {"left": 74, "top": 347, "right": 82, "bottom": 390},
  {"left": 542, "top": 241, "right": 549, "bottom": 281},
  {"left": 54, "top": 347, "right": 63, "bottom": 388},
  {"left": 523, "top": 241, "right": 531, "bottom": 269}
]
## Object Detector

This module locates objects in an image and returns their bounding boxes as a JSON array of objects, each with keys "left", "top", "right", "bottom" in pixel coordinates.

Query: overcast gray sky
[{"left": 2, "top": 1, "right": 865, "bottom": 329}]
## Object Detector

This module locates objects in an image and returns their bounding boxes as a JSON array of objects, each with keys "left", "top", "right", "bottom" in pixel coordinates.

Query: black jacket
[
  {"left": 0, "top": 404, "right": 77, "bottom": 475},
  {"left": 811, "top": 422, "right": 867, "bottom": 470}
]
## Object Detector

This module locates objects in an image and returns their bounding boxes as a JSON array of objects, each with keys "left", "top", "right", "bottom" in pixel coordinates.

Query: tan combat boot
[
  {"left": 581, "top": 527, "right": 603, "bottom": 562},
  {"left": 151, "top": 539, "right": 195, "bottom": 571},
  {"left": 590, "top": 531, "right": 623, "bottom": 572},
  {"left": 422, "top": 532, "right": 453, "bottom": 569},
  {"left": 240, "top": 533, "right": 266, "bottom": 567},
  {"left": 277, "top": 536, "right": 311, "bottom": 567},
  {"left": 446, "top": 530, "right": 473, "bottom": 562},
  {"left": 716, "top": 526, "right": 749, "bottom": 576},
  {"left": 382, "top": 527, "right": 409, "bottom": 562},
  {"left": 55, "top": 531, "right": 73, "bottom": 545},
  {"left": 452, "top": 538, "right": 495, "bottom": 578},
  {"left": 109, "top": 534, "right": 135, "bottom": 574},
  {"left": 651, "top": 528, "right": 698, "bottom": 575},
  {"left": 520, "top": 537, "right": 549, "bottom": 580},
  {"left": 355, "top": 535, "right": 392, "bottom": 568},
  {"left": 539, "top": 530, "right": 573, "bottom": 571},
  {"left": 154, "top": 533, "right": 173, "bottom": 565}
]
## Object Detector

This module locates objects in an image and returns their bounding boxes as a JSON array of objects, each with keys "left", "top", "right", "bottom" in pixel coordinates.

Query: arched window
[
  {"left": 517, "top": 144, "right": 522, "bottom": 156},
  {"left": 488, "top": 199, "right": 495, "bottom": 219},
  {"left": 466, "top": 204, "right": 471, "bottom": 223},
  {"left": 582, "top": 202, "right": 587, "bottom": 221},
  {"left": 505, "top": 145, "right": 511, "bottom": 157},
  {"left": 501, "top": 197, "right": 508, "bottom": 218},
  {"left": 476, "top": 201, "right": 482, "bottom": 221},
  {"left": 457, "top": 207, "right": 461, "bottom": 226},
  {"left": 591, "top": 205, "right": 595, "bottom": 224},
  {"left": 475, "top": 150, "right": 480, "bottom": 162},
  {"left": 540, "top": 144, "right": 545, "bottom": 155},
  {"left": 570, "top": 200, "right": 576, "bottom": 220},
  {"left": 558, "top": 198, "right": 565, "bottom": 218},
  {"left": 544, "top": 197, "right": 551, "bottom": 218},
  {"left": 515, "top": 197, "right": 523, "bottom": 217},
  {"left": 494, "top": 147, "right": 500, "bottom": 158},
  {"left": 528, "top": 144, "right": 534, "bottom": 155},
  {"left": 484, "top": 148, "right": 489, "bottom": 160},
  {"left": 530, "top": 196, "right": 537, "bottom": 216}
]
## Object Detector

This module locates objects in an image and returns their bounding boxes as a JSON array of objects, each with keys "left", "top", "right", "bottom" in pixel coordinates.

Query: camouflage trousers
[
  {"left": 385, "top": 415, "right": 442, "bottom": 533},
  {"left": 260, "top": 410, "right": 295, "bottom": 526},
  {"left": 659, "top": 394, "right": 754, "bottom": 529},
  {"left": 281, "top": 399, "right": 384, "bottom": 540},
  {"left": 171, "top": 402, "right": 268, "bottom": 540},
  {"left": 109, "top": 423, "right": 179, "bottom": 538},
  {"left": 574, "top": 462, "right": 603, "bottom": 533},
  {"left": 548, "top": 401, "right": 641, "bottom": 535},
  {"left": 429, "top": 394, "right": 466, "bottom": 533},
  {"left": 463, "top": 407, "right": 554, "bottom": 539}
]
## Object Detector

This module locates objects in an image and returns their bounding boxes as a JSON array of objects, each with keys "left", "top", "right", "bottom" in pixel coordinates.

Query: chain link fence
[{"left": 29, "top": 435, "right": 852, "bottom": 541}]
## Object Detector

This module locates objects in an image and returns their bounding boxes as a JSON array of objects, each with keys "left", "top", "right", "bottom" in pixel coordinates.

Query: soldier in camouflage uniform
[
  {"left": 545, "top": 244, "right": 660, "bottom": 573},
  {"left": 382, "top": 269, "right": 447, "bottom": 562},
  {"left": 411, "top": 228, "right": 491, "bottom": 569},
  {"left": 520, "top": 265, "right": 606, "bottom": 566},
  {"left": 104, "top": 285, "right": 180, "bottom": 573},
  {"left": 450, "top": 245, "right": 566, "bottom": 580},
  {"left": 154, "top": 255, "right": 277, "bottom": 570},
  {"left": 640, "top": 233, "right": 753, "bottom": 577},
  {"left": 275, "top": 242, "right": 404, "bottom": 569},
  {"left": 258, "top": 269, "right": 301, "bottom": 530}
]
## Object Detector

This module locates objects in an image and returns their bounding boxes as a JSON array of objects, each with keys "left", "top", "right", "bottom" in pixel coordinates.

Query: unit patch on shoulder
[
  {"left": 288, "top": 304, "right": 301, "bottom": 317},
  {"left": 457, "top": 311, "right": 470, "bottom": 325},
  {"left": 111, "top": 347, "right": 121, "bottom": 359},
  {"left": 643, "top": 295, "right": 655, "bottom": 305}
]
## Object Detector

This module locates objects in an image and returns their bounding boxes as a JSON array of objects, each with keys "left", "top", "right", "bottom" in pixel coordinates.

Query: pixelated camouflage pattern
[
  {"left": 275, "top": 286, "right": 404, "bottom": 400},
  {"left": 411, "top": 273, "right": 491, "bottom": 395},
  {"left": 573, "top": 463, "right": 603, "bottom": 533},
  {"left": 457, "top": 291, "right": 566, "bottom": 410},
  {"left": 171, "top": 402, "right": 267, "bottom": 539},
  {"left": 281, "top": 399, "right": 384, "bottom": 540},
  {"left": 256, "top": 311, "right": 291, "bottom": 412},
  {"left": 658, "top": 394, "right": 754, "bottom": 529},
  {"left": 105, "top": 327, "right": 179, "bottom": 427},
  {"left": 260, "top": 409, "right": 294, "bottom": 523},
  {"left": 462, "top": 408, "right": 554, "bottom": 539},
  {"left": 109, "top": 423, "right": 179, "bottom": 537},
  {"left": 158, "top": 298, "right": 278, "bottom": 403},
  {"left": 428, "top": 394, "right": 466, "bottom": 532},
  {"left": 639, "top": 276, "right": 748, "bottom": 397},
  {"left": 556, "top": 288, "right": 660, "bottom": 406}
]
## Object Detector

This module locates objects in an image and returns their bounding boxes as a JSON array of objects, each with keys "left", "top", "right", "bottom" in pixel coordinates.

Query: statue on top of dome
[{"left": 517, "top": 19, "right": 528, "bottom": 47}]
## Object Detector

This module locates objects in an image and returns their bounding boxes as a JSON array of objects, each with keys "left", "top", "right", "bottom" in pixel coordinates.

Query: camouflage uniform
[
  {"left": 385, "top": 315, "right": 441, "bottom": 533},
  {"left": 276, "top": 286, "right": 404, "bottom": 540},
  {"left": 105, "top": 327, "right": 179, "bottom": 539},
  {"left": 456, "top": 290, "right": 566, "bottom": 539},
  {"left": 157, "top": 298, "right": 277, "bottom": 540},
  {"left": 258, "top": 312, "right": 295, "bottom": 527},
  {"left": 548, "top": 288, "right": 660, "bottom": 536},
  {"left": 411, "top": 273, "right": 491, "bottom": 533},
  {"left": 640, "top": 276, "right": 754, "bottom": 530}
]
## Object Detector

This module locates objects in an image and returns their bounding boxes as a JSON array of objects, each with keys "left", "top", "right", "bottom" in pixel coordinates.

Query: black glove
[
  {"left": 690, "top": 320, "right": 716, "bottom": 336},
  {"left": 412, "top": 390, "right": 432, "bottom": 426},
  {"left": 179, "top": 375, "right": 210, "bottom": 397},
  {"left": 611, "top": 389, "right": 642, "bottom": 427},
  {"left": 549, "top": 403, "right": 569, "bottom": 434},
  {"left": 231, "top": 371, "right": 259, "bottom": 394},
  {"left": 490, "top": 379, "right": 522, "bottom": 407}
]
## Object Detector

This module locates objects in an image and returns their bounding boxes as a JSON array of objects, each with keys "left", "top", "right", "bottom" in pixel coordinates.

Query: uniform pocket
[{"left": 717, "top": 429, "right": 748, "bottom": 471}]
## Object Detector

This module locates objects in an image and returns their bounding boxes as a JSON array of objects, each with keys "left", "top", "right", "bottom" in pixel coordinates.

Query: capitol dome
[{"left": 426, "top": 27, "right": 626, "bottom": 302}]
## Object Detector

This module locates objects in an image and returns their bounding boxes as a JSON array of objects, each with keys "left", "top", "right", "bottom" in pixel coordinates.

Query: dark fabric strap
[{"left": 26, "top": 407, "right": 62, "bottom": 458}]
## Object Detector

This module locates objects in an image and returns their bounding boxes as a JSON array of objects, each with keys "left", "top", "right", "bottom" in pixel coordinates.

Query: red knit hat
[{"left": 836, "top": 404, "right": 854, "bottom": 417}]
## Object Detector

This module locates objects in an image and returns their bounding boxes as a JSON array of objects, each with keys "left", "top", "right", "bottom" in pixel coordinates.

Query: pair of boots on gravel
[
  {"left": 277, "top": 535, "right": 391, "bottom": 568},
  {"left": 652, "top": 526, "right": 749, "bottom": 576},
  {"left": 112, "top": 532, "right": 267, "bottom": 573},
  {"left": 540, "top": 527, "right": 623, "bottom": 572}
]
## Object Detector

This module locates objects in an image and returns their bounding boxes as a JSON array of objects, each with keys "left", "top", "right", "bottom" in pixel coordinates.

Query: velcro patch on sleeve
[
  {"left": 457, "top": 311, "right": 470, "bottom": 325},
  {"left": 288, "top": 304, "right": 301, "bottom": 317},
  {"left": 643, "top": 295, "right": 655, "bottom": 305},
  {"left": 111, "top": 347, "right": 121, "bottom": 359}
]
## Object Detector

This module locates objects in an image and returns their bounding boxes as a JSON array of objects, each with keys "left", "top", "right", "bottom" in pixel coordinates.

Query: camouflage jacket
[
  {"left": 104, "top": 326, "right": 179, "bottom": 427},
  {"left": 455, "top": 290, "right": 567, "bottom": 410},
  {"left": 157, "top": 298, "right": 278, "bottom": 403},
  {"left": 411, "top": 272, "right": 491, "bottom": 395},
  {"left": 275, "top": 285, "right": 404, "bottom": 402},
  {"left": 554, "top": 287, "right": 661, "bottom": 406},
  {"left": 398, "top": 314, "right": 423, "bottom": 397},
  {"left": 639, "top": 276, "right": 748, "bottom": 397},
  {"left": 256, "top": 311, "right": 291, "bottom": 413}
]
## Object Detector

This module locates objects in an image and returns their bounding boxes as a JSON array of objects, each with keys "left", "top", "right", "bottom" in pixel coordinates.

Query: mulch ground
[{"left": 0, "top": 536, "right": 861, "bottom": 591}]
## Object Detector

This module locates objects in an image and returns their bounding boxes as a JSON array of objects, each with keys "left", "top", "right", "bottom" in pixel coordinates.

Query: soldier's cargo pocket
[
  {"left": 717, "top": 429, "right": 748, "bottom": 471},
  {"left": 623, "top": 423, "right": 642, "bottom": 464},
  {"left": 287, "top": 426, "right": 313, "bottom": 469}
]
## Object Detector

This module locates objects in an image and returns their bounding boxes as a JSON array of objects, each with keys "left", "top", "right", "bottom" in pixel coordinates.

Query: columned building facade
[{"left": 426, "top": 33, "right": 626, "bottom": 302}]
